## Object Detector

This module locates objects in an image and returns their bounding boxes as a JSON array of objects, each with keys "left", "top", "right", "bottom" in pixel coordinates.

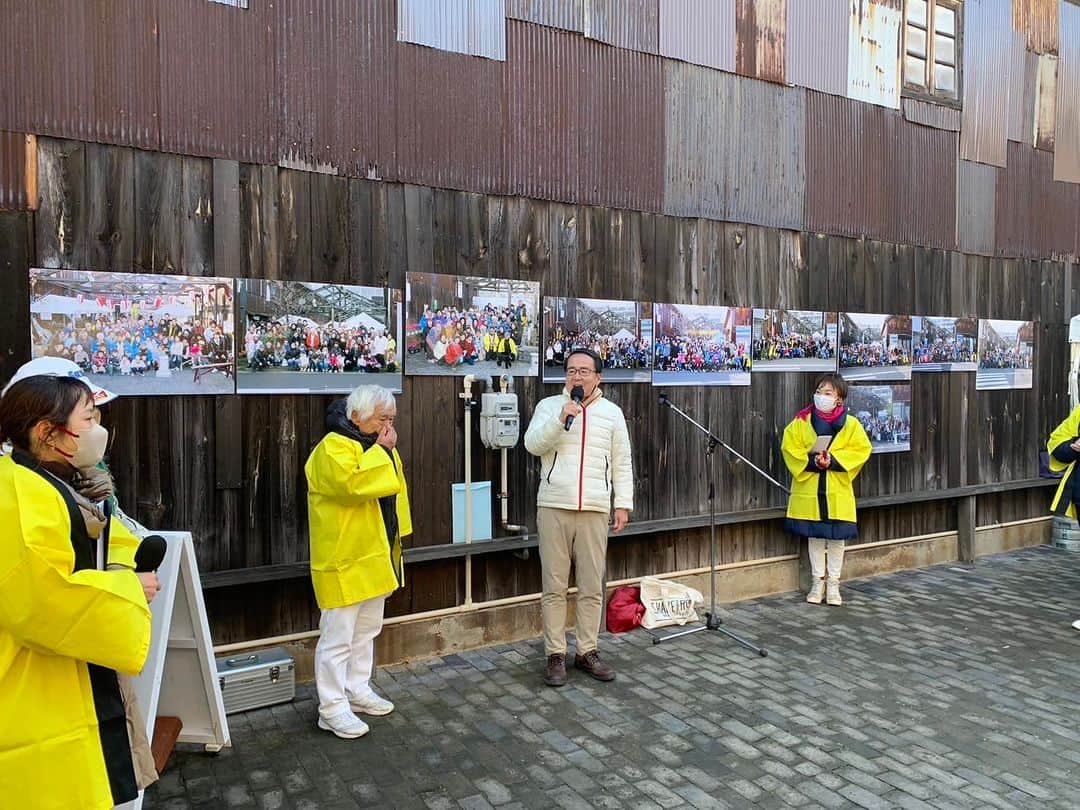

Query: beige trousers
[{"left": 538, "top": 507, "right": 609, "bottom": 656}]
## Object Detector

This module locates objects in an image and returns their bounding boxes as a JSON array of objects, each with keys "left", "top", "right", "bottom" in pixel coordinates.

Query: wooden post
[{"left": 957, "top": 495, "right": 977, "bottom": 563}]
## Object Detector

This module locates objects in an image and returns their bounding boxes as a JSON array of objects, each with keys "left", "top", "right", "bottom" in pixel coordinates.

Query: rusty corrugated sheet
[
  {"left": 957, "top": 159, "right": 997, "bottom": 254},
  {"left": 658, "top": 0, "right": 735, "bottom": 72},
  {"left": 505, "top": 0, "right": 584, "bottom": 32},
  {"left": 664, "top": 62, "right": 804, "bottom": 229},
  {"left": 997, "top": 140, "right": 1079, "bottom": 260},
  {"left": 397, "top": 0, "right": 506, "bottom": 60},
  {"left": 902, "top": 98, "right": 961, "bottom": 131},
  {"left": 786, "top": 0, "right": 848, "bottom": 96},
  {"left": 0, "top": 1, "right": 160, "bottom": 151},
  {"left": 395, "top": 40, "right": 507, "bottom": 193},
  {"left": 847, "top": 0, "right": 902, "bottom": 109},
  {"left": 1012, "top": 0, "right": 1059, "bottom": 55},
  {"left": 583, "top": 0, "right": 660, "bottom": 54},
  {"left": 960, "top": 0, "right": 1013, "bottom": 168},
  {"left": 805, "top": 92, "right": 957, "bottom": 249},
  {"left": 736, "top": 0, "right": 785, "bottom": 83},
  {"left": 0, "top": 132, "right": 36, "bottom": 211},
  {"left": 1007, "top": 33, "right": 1038, "bottom": 145},
  {"left": 1037, "top": 53, "right": 1059, "bottom": 153},
  {"left": 1056, "top": 4, "right": 1080, "bottom": 180},
  {"left": 277, "top": 0, "right": 397, "bottom": 178},
  {"left": 157, "top": 0, "right": 277, "bottom": 164},
  {"left": 504, "top": 20, "right": 664, "bottom": 211}
]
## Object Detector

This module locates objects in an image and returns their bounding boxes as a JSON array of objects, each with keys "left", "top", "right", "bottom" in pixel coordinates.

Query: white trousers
[
  {"left": 808, "top": 538, "right": 845, "bottom": 580},
  {"left": 315, "top": 596, "right": 385, "bottom": 719}
]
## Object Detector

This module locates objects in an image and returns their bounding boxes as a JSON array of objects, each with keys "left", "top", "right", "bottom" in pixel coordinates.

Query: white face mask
[
  {"left": 63, "top": 423, "right": 110, "bottom": 469},
  {"left": 813, "top": 393, "right": 838, "bottom": 413}
]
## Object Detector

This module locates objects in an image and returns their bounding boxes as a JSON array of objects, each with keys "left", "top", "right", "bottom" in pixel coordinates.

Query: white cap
[{"left": 1, "top": 356, "right": 119, "bottom": 405}]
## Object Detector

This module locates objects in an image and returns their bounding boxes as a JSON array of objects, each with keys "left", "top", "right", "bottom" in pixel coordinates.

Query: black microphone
[
  {"left": 565, "top": 385, "right": 585, "bottom": 431},
  {"left": 658, "top": 392, "right": 670, "bottom": 407},
  {"left": 134, "top": 535, "right": 168, "bottom": 573}
]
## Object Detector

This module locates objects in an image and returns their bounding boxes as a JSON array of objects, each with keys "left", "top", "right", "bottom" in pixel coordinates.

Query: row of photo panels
[{"left": 30, "top": 270, "right": 1034, "bottom": 454}]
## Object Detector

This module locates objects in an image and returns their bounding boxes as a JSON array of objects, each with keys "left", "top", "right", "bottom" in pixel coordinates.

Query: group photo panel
[{"left": 542, "top": 297, "right": 653, "bottom": 384}]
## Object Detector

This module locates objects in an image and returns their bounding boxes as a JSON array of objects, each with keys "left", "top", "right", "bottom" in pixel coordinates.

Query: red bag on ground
[{"left": 606, "top": 585, "right": 645, "bottom": 633}]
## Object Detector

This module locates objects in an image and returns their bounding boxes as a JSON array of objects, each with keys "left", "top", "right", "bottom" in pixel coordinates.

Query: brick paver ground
[{"left": 146, "top": 545, "right": 1080, "bottom": 809}]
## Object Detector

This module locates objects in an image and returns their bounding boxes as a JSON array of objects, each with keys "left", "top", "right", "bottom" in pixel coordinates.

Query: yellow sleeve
[
  {"left": 305, "top": 434, "right": 401, "bottom": 503},
  {"left": 1047, "top": 407, "right": 1080, "bottom": 473},
  {"left": 394, "top": 449, "right": 413, "bottom": 538},
  {"left": 0, "top": 480, "right": 151, "bottom": 674},
  {"left": 831, "top": 419, "right": 873, "bottom": 481},
  {"left": 781, "top": 418, "right": 817, "bottom": 484},
  {"left": 107, "top": 517, "right": 141, "bottom": 570}
]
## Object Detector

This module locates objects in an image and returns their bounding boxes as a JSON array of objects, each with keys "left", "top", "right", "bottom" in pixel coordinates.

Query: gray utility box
[
  {"left": 1051, "top": 516, "right": 1080, "bottom": 551},
  {"left": 216, "top": 647, "right": 296, "bottom": 715}
]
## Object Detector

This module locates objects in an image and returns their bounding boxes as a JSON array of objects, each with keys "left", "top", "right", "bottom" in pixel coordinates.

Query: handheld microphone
[
  {"left": 134, "top": 535, "right": 168, "bottom": 573},
  {"left": 564, "top": 385, "right": 585, "bottom": 431}
]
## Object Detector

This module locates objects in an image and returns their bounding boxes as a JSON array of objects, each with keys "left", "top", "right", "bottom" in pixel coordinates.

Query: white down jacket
[{"left": 524, "top": 388, "right": 634, "bottom": 514}]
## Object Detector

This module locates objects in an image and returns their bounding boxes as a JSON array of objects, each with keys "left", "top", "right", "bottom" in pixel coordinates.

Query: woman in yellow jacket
[
  {"left": 0, "top": 375, "right": 152, "bottom": 809},
  {"left": 305, "top": 385, "right": 412, "bottom": 739},
  {"left": 1045, "top": 405, "right": 1080, "bottom": 631},
  {"left": 781, "top": 373, "right": 872, "bottom": 606}
]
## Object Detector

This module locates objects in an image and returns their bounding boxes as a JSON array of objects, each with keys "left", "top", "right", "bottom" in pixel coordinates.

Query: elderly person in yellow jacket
[
  {"left": 1046, "top": 404, "right": 1080, "bottom": 631},
  {"left": 305, "top": 385, "right": 412, "bottom": 739},
  {"left": 0, "top": 374, "right": 152, "bottom": 809},
  {"left": 525, "top": 348, "right": 633, "bottom": 687},
  {"left": 781, "top": 373, "right": 872, "bottom": 607}
]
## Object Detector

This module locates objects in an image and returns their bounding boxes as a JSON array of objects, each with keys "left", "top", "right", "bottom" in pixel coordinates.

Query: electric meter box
[{"left": 480, "top": 392, "right": 520, "bottom": 449}]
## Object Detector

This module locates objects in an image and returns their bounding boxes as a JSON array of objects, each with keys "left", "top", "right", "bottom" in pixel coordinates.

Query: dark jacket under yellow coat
[
  {"left": 306, "top": 427, "right": 413, "bottom": 610},
  {"left": 781, "top": 410, "right": 872, "bottom": 532},
  {"left": 0, "top": 453, "right": 152, "bottom": 810},
  {"left": 1047, "top": 405, "right": 1080, "bottom": 518}
]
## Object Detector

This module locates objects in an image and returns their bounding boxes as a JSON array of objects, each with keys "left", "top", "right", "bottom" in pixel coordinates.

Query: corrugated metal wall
[
  {"left": 957, "top": 159, "right": 997, "bottom": 254},
  {"left": 961, "top": 0, "right": 1014, "bottom": 168},
  {"left": 658, "top": 0, "right": 736, "bottom": 72},
  {"left": 505, "top": 20, "right": 664, "bottom": 211},
  {"left": 1054, "top": 2, "right": 1080, "bottom": 182},
  {"left": 1036, "top": 53, "right": 1058, "bottom": 151},
  {"left": 805, "top": 92, "right": 957, "bottom": 249},
  {"left": 736, "top": 0, "right": 786, "bottom": 83},
  {"left": 997, "top": 140, "right": 1080, "bottom": 260},
  {"left": 847, "top": 0, "right": 902, "bottom": 109},
  {"left": 583, "top": 0, "right": 660, "bottom": 54},
  {"left": 277, "top": 0, "right": 397, "bottom": 178},
  {"left": 786, "top": 0, "right": 848, "bottom": 96},
  {"left": 903, "top": 98, "right": 961, "bottom": 131},
  {"left": 1012, "top": 0, "right": 1059, "bottom": 55},
  {"left": 397, "top": 0, "right": 507, "bottom": 60},
  {"left": 0, "top": 132, "right": 35, "bottom": 211},
  {"left": 664, "top": 63, "right": 805, "bottom": 229},
  {"left": 1007, "top": 35, "right": 1038, "bottom": 145},
  {"left": 506, "top": 0, "right": 584, "bottom": 31}
]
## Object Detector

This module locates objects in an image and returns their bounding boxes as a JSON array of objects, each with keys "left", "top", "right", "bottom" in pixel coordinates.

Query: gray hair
[{"left": 346, "top": 385, "right": 396, "bottom": 422}]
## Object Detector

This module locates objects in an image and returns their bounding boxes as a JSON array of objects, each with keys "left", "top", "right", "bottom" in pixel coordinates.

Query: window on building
[
  {"left": 903, "top": 0, "right": 961, "bottom": 103},
  {"left": 209, "top": 0, "right": 248, "bottom": 8}
]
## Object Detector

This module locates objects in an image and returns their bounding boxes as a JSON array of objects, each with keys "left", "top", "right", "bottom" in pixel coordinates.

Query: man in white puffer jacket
[{"left": 525, "top": 348, "right": 633, "bottom": 687}]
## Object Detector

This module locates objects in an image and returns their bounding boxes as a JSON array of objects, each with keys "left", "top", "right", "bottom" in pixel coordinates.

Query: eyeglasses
[{"left": 565, "top": 368, "right": 596, "bottom": 377}]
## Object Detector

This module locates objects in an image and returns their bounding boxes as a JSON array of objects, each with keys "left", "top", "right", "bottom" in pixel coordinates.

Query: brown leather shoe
[
  {"left": 543, "top": 653, "right": 567, "bottom": 687},
  {"left": 573, "top": 650, "right": 615, "bottom": 682}
]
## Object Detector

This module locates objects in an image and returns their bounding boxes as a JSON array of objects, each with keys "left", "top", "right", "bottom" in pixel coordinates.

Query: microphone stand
[{"left": 652, "top": 393, "right": 787, "bottom": 655}]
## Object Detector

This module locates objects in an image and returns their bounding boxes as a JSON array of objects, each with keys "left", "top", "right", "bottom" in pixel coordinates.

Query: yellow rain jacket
[
  {"left": 0, "top": 453, "right": 152, "bottom": 810},
  {"left": 306, "top": 421, "right": 413, "bottom": 610},
  {"left": 781, "top": 409, "right": 872, "bottom": 539},
  {"left": 1047, "top": 405, "right": 1080, "bottom": 517}
]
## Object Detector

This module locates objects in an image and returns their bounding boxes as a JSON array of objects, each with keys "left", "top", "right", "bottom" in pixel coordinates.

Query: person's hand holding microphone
[{"left": 561, "top": 385, "right": 585, "bottom": 431}]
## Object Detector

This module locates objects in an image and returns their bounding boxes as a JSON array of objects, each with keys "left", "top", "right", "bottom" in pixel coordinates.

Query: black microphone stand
[{"left": 651, "top": 393, "right": 789, "bottom": 655}]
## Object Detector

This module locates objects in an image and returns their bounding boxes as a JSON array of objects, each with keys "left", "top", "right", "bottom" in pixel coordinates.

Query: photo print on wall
[
  {"left": 405, "top": 273, "right": 541, "bottom": 378},
  {"left": 976, "top": 319, "right": 1034, "bottom": 390},
  {"left": 542, "top": 296, "right": 653, "bottom": 384},
  {"left": 651, "top": 304, "right": 753, "bottom": 387},
  {"left": 846, "top": 383, "right": 912, "bottom": 454},
  {"left": 838, "top": 312, "right": 913, "bottom": 382},
  {"left": 911, "top": 316, "right": 978, "bottom": 372},
  {"left": 29, "top": 268, "right": 236, "bottom": 396},
  {"left": 751, "top": 309, "right": 838, "bottom": 373},
  {"left": 236, "top": 280, "right": 402, "bottom": 394}
]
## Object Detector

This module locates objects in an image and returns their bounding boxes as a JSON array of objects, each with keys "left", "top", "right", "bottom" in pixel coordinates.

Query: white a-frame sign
[{"left": 120, "top": 531, "right": 230, "bottom": 810}]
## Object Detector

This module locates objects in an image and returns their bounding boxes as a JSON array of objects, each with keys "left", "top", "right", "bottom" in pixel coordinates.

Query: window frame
[{"left": 902, "top": 0, "right": 964, "bottom": 109}]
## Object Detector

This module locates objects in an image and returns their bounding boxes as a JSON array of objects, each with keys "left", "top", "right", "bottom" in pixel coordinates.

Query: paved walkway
[{"left": 146, "top": 546, "right": 1080, "bottom": 809}]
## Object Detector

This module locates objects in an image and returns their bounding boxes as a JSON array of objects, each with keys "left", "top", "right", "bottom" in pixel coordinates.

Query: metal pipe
[
  {"left": 497, "top": 374, "right": 527, "bottom": 534},
  {"left": 460, "top": 375, "right": 476, "bottom": 607}
]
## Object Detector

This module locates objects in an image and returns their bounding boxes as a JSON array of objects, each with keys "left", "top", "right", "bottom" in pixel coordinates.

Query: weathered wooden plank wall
[{"left": 1, "top": 136, "right": 1071, "bottom": 643}]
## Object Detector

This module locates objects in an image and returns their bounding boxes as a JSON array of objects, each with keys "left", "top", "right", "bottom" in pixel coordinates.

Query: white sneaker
[
  {"left": 1072, "top": 619, "right": 1080, "bottom": 631},
  {"left": 317, "top": 710, "right": 369, "bottom": 739},
  {"left": 349, "top": 694, "right": 395, "bottom": 716},
  {"left": 826, "top": 578, "right": 843, "bottom": 606},
  {"left": 806, "top": 578, "right": 825, "bottom": 605}
]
